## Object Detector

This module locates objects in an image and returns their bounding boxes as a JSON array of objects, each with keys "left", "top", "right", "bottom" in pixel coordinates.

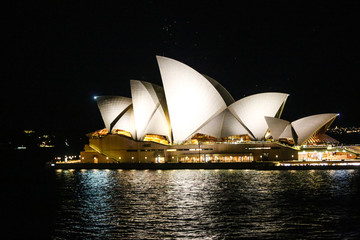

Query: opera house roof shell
[{"left": 94, "top": 56, "right": 338, "bottom": 146}]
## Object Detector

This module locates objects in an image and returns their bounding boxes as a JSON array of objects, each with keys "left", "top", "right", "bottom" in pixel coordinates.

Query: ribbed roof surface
[
  {"left": 157, "top": 56, "right": 227, "bottom": 144},
  {"left": 96, "top": 96, "right": 132, "bottom": 132},
  {"left": 130, "top": 80, "right": 171, "bottom": 142},
  {"left": 291, "top": 113, "right": 339, "bottom": 145},
  {"left": 93, "top": 56, "right": 339, "bottom": 147},
  {"left": 228, "top": 92, "right": 289, "bottom": 140}
]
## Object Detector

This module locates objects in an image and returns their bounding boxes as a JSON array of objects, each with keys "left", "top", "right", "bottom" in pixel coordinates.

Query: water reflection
[{"left": 53, "top": 169, "right": 360, "bottom": 239}]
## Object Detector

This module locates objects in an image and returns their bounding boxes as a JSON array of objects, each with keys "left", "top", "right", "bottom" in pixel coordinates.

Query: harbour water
[{"left": 3, "top": 167, "right": 360, "bottom": 239}]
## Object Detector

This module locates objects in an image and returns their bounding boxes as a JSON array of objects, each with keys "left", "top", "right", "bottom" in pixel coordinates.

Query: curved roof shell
[
  {"left": 193, "top": 109, "right": 225, "bottom": 139},
  {"left": 130, "top": 80, "right": 171, "bottom": 142},
  {"left": 221, "top": 109, "right": 250, "bottom": 137},
  {"left": 202, "top": 75, "right": 235, "bottom": 106},
  {"left": 93, "top": 56, "right": 340, "bottom": 147},
  {"left": 196, "top": 109, "right": 250, "bottom": 138},
  {"left": 156, "top": 56, "right": 227, "bottom": 144},
  {"left": 96, "top": 96, "right": 132, "bottom": 132},
  {"left": 228, "top": 92, "right": 289, "bottom": 140},
  {"left": 111, "top": 105, "right": 136, "bottom": 138},
  {"left": 291, "top": 113, "right": 339, "bottom": 145},
  {"left": 265, "top": 117, "right": 291, "bottom": 140},
  {"left": 279, "top": 124, "right": 296, "bottom": 140}
]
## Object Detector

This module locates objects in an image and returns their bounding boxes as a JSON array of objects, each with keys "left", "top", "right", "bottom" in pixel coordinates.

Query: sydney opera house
[{"left": 80, "top": 56, "right": 355, "bottom": 164}]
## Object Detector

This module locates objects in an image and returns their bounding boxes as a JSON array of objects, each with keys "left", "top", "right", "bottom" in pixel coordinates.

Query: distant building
[
  {"left": 12, "top": 130, "right": 55, "bottom": 150},
  {"left": 80, "top": 56, "right": 355, "bottom": 163}
]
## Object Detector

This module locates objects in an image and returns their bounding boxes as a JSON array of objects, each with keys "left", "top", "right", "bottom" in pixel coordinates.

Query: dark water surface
[{"left": 3, "top": 168, "right": 360, "bottom": 239}]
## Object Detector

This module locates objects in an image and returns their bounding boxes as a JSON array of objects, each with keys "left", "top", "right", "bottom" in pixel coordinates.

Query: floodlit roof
[
  {"left": 265, "top": 114, "right": 339, "bottom": 145},
  {"left": 291, "top": 113, "right": 339, "bottom": 145},
  {"left": 197, "top": 109, "right": 250, "bottom": 138},
  {"left": 265, "top": 116, "right": 291, "bottom": 140},
  {"left": 130, "top": 80, "right": 171, "bottom": 142},
  {"left": 203, "top": 74, "right": 235, "bottom": 106},
  {"left": 93, "top": 56, "right": 339, "bottom": 146},
  {"left": 111, "top": 105, "right": 136, "bottom": 138},
  {"left": 228, "top": 92, "right": 289, "bottom": 140},
  {"left": 96, "top": 96, "right": 132, "bottom": 132},
  {"left": 156, "top": 56, "right": 227, "bottom": 144}
]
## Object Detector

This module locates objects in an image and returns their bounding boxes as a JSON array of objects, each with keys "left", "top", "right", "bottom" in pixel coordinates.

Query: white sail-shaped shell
[
  {"left": 196, "top": 109, "right": 250, "bottom": 138},
  {"left": 279, "top": 124, "right": 295, "bottom": 139},
  {"left": 156, "top": 56, "right": 227, "bottom": 144},
  {"left": 112, "top": 106, "right": 136, "bottom": 138},
  {"left": 195, "top": 110, "right": 226, "bottom": 138},
  {"left": 228, "top": 92, "right": 289, "bottom": 140},
  {"left": 96, "top": 96, "right": 132, "bottom": 132},
  {"left": 291, "top": 113, "right": 339, "bottom": 145},
  {"left": 265, "top": 116, "right": 291, "bottom": 140},
  {"left": 221, "top": 109, "right": 249, "bottom": 137},
  {"left": 130, "top": 80, "right": 171, "bottom": 141},
  {"left": 203, "top": 75, "right": 235, "bottom": 106}
]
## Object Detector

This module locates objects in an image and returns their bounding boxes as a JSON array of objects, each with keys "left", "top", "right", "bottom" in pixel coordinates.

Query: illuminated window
[
  {"left": 112, "top": 129, "right": 132, "bottom": 138},
  {"left": 144, "top": 134, "right": 169, "bottom": 145}
]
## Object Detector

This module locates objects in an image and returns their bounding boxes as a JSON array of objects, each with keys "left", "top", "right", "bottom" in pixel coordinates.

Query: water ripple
[{"left": 52, "top": 169, "right": 360, "bottom": 239}]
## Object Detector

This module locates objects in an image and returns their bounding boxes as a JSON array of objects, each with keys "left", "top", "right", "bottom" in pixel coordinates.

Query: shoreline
[{"left": 47, "top": 161, "right": 360, "bottom": 170}]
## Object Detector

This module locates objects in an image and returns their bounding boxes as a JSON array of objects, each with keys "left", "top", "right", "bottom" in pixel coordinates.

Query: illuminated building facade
[{"left": 80, "top": 56, "right": 356, "bottom": 163}]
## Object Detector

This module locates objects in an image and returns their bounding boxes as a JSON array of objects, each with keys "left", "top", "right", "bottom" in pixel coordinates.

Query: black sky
[{"left": 3, "top": 1, "right": 360, "bottom": 135}]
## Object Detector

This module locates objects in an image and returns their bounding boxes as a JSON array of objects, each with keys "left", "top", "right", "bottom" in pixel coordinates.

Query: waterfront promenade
[{"left": 48, "top": 160, "right": 360, "bottom": 170}]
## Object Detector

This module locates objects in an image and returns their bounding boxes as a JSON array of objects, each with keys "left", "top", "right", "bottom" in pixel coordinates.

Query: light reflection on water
[{"left": 53, "top": 169, "right": 360, "bottom": 239}]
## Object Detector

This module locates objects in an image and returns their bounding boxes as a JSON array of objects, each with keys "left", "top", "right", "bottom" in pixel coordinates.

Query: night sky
[{"left": 3, "top": 1, "right": 360, "bottom": 136}]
